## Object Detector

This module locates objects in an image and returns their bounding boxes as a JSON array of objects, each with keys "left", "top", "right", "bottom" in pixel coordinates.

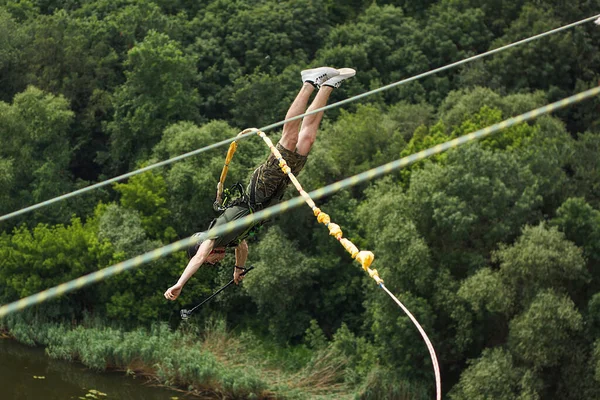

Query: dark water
[{"left": 0, "top": 339, "right": 180, "bottom": 400}]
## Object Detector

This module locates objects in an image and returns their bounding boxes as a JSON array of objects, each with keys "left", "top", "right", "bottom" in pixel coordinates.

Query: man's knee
[{"left": 296, "top": 129, "right": 316, "bottom": 155}]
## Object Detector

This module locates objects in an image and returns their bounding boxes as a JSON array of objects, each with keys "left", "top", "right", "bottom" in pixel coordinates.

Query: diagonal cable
[
  {"left": 1, "top": 85, "right": 598, "bottom": 318},
  {"left": 1, "top": 13, "right": 598, "bottom": 223}
]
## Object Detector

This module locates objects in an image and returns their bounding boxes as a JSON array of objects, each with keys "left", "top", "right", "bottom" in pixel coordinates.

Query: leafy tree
[
  {"left": 404, "top": 3, "right": 494, "bottom": 104},
  {"left": 0, "top": 216, "right": 116, "bottom": 316},
  {"left": 0, "top": 8, "right": 27, "bottom": 102},
  {"left": 398, "top": 120, "right": 450, "bottom": 183},
  {"left": 493, "top": 224, "right": 589, "bottom": 312},
  {"left": 406, "top": 145, "right": 544, "bottom": 275},
  {"left": 16, "top": 9, "right": 122, "bottom": 180},
  {"left": 438, "top": 87, "right": 547, "bottom": 129},
  {"left": 358, "top": 178, "right": 435, "bottom": 296},
  {"left": 449, "top": 0, "right": 526, "bottom": 35},
  {"left": 188, "top": 0, "right": 332, "bottom": 120},
  {"left": 515, "top": 116, "right": 575, "bottom": 215},
  {"left": 113, "top": 169, "right": 175, "bottom": 241},
  {"left": 324, "top": 104, "right": 406, "bottom": 177},
  {"left": 107, "top": 30, "right": 200, "bottom": 171},
  {"left": 552, "top": 197, "right": 600, "bottom": 269},
  {"left": 508, "top": 289, "right": 583, "bottom": 368},
  {"left": 594, "top": 339, "right": 600, "bottom": 383},
  {"left": 387, "top": 101, "right": 435, "bottom": 142},
  {"left": 486, "top": 5, "right": 600, "bottom": 97},
  {"left": 95, "top": 203, "right": 186, "bottom": 325},
  {"left": 450, "top": 347, "right": 540, "bottom": 400},
  {"left": 228, "top": 69, "right": 297, "bottom": 129},
  {"left": 367, "top": 288, "right": 437, "bottom": 383},
  {"left": 569, "top": 131, "right": 600, "bottom": 208},
  {"left": 0, "top": 86, "right": 75, "bottom": 224},
  {"left": 317, "top": 3, "right": 428, "bottom": 104},
  {"left": 74, "top": 0, "right": 189, "bottom": 46},
  {"left": 459, "top": 267, "right": 515, "bottom": 316},
  {"left": 243, "top": 226, "right": 316, "bottom": 341},
  {"left": 417, "top": 3, "right": 492, "bottom": 72},
  {"left": 97, "top": 203, "right": 150, "bottom": 257}
]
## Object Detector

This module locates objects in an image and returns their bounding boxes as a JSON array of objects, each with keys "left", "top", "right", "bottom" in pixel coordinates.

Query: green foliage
[
  {"left": 243, "top": 226, "right": 315, "bottom": 341},
  {"left": 304, "top": 319, "right": 327, "bottom": 350},
  {"left": 587, "top": 293, "right": 600, "bottom": 338},
  {"left": 2, "top": 1, "right": 600, "bottom": 397},
  {"left": 94, "top": 203, "right": 187, "bottom": 325},
  {"left": 97, "top": 203, "right": 148, "bottom": 257},
  {"left": 318, "top": 3, "right": 428, "bottom": 104},
  {"left": 368, "top": 289, "right": 436, "bottom": 381},
  {"left": 487, "top": 5, "right": 600, "bottom": 95},
  {"left": 0, "top": 8, "right": 26, "bottom": 101},
  {"left": 450, "top": 348, "right": 539, "bottom": 400},
  {"left": 355, "top": 366, "right": 430, "bottom": 400},
  {"left": 113, "top": 169, "right": 174, "bottom": 240},
  {"left": 357, "top": 178, "right": 434, "bottom": 295},
  {"left": 493, "top": 224, "right": 589, "bottom": 312},
  {"left": 458, "top": 267, "right": 514, "bottom": 315},
  {"left": 570, "top": 132, "right": 600, "bottom": 208},
  {"left": 399, "top": 120, "right": 450, "bottom": 182},
  {"left": 439, "top": 87, "right": 546, "bottom": 128},
  {"left": 188, "top": 0, "right": 332, "bottom": 121},
  {"left": 330, "top": 323, "right": 377, "bottom": 384},
  {"left": 453, "top": 106, "right": 540, "bottom": 151},
  {"left": 552, "top": 197, "right": 600, "bottom": 268},
  {"left": 0, "top": 86, "right": 75, "bottom": 222},
  {"left": 407, "top": 145, "right": 544, "bottom": 274},
  {"left": 107, "top": 29, "right": 200, "bottom": 170},
  {"left": 325, "top": 104, "right": 406, "bottom": 177},
  {"left": 508, "top": 290, "right": 583, "bottom": 368},
  {"left": 0, "top": 216, "right": 115, "bottom": 313},
  {"left": 594, "top": 340, "right": 600, "bottom": 383}
]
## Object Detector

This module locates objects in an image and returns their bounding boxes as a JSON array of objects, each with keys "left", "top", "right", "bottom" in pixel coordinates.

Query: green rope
[
  {"left": 1, "top": 85, "right": 598, "bottom": 318},
  {"left": 1, "top": 13, "right": 598, "bottom": 223}
]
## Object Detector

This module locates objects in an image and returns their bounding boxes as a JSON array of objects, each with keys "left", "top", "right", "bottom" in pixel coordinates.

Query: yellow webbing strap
[
  {"left": 215, "top": 128, "right": 255, "bottom": 208},
  {"left": 250, "top": 128, "right": 383, "bottom": 285}
]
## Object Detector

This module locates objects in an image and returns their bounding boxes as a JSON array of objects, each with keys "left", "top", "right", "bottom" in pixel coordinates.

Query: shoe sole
[
  {"left": 336, "top": 68, "right": 356, "bottom": 78},
  {"left": 322, "top": 68, "right": 356, "bottom": 88}
]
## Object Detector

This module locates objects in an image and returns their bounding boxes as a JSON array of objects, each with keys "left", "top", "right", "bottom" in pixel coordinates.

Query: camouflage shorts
[{"left": 247, "top": 143, "right": 307, "bottom": 208}]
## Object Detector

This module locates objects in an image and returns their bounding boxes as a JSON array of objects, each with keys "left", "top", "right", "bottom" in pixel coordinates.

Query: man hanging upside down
[{"left": 164, "top": 66, "right": 356, "bottom": 301}]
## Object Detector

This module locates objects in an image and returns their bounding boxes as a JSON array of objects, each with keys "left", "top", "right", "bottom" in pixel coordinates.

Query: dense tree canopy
[{"left": 1, "top": 0, "right": 600, "bottom": 398}]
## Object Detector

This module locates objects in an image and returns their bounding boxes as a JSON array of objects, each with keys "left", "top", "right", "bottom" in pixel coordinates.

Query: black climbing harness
[{"left": 213, "top": 182, "right": 252, "bottom": 212}]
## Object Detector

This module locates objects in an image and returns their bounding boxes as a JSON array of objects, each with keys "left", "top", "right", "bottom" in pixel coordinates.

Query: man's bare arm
[
  {"left": 164, "top": 239, "right": 215, "bottom": 300},
  {"left": 233, "top": 240, "right": 249, "bottom": 284},
  {"left": 178, "top": 239, "right": 216, "bottom": 286}
]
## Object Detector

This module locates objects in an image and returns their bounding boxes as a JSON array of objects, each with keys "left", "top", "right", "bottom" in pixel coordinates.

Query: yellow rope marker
[
  {"left": 214, "top": 128, "right": 255, "bottom": 209},
  {"left": 247, "top": 128, "right": 382, "bottom": 285}
]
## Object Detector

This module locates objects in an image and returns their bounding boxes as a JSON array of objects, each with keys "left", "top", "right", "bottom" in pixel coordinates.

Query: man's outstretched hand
[
  {"left": 233, "top": 267, "right": 245, "bottom": 285},
  {"left": 164, "top": 283, "right": 183, "bottom": 301}
]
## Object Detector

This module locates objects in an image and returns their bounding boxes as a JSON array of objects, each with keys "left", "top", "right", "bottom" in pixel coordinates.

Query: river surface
[{"left": 0, "top": 339, "right": 180, "bottom": 400}]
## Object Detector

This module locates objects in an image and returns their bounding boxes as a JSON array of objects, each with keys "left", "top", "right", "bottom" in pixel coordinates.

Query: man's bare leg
[
  {"left": 296, "top": 68, "right": 356, "bottom": 156},
  {"left": 279, "top": 67, "right": 340, "bottom": 152},
  {"left": 279, "top": 83, "right": 314, "bottom": 152},
  {"left": 296, "top": 86, "right": 333, "bottom": 156}
]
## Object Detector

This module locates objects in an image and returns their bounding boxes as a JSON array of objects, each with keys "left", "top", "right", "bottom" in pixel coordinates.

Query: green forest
[{"left": 2, "top": 0, "right": 600, "bottom": 398}]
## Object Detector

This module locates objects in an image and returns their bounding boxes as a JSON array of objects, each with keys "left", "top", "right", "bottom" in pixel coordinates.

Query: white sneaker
[
  {"left": 322, "top": 68, "right": 356, "bottom": 88},
  {"left": 301, "top": 67, "right": 340, "bottom": 88}
]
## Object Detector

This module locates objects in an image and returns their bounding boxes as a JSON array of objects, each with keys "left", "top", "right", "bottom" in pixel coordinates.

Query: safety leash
[{"left": 180, "top": 266, "right": 254, "bottom": 320}]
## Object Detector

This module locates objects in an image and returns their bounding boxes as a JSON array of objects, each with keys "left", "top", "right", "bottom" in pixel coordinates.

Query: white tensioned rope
[
  {"left": 380, "top": 284, "right": 441, "bottom": 400},
  {"left": 1, "top": 13, "right": 598, "bottom": 222},
  {"left": 2, "top": 85, "right": 598, "bottom": 319}
]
